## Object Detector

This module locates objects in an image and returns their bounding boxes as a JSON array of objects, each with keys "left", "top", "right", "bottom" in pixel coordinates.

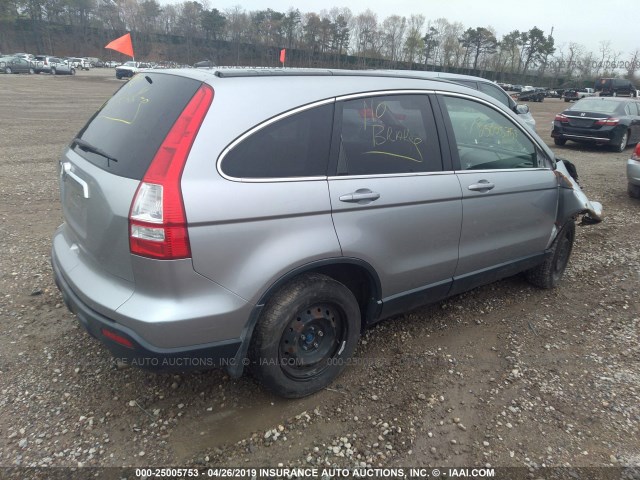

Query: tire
[
  {"left": 526, "top": 220, "right": 575, "bottom": 289},
  {"left": 249, "top": 273, "right": 361, "bottom": 398},
  {"left": 5, "top": 67, "right": 12, "bottom": 74},
  {"left": 51, "top": 67, "right": 56, "bottom": 75},
  {"left": 554, "top": 137, "right": 567, "bottom": 146},
  {"left": 614, "top": 130, "right": 629, "bottom": 152},
  {"left": 629, "top": 183, "right": 640, "bottom": 198}
]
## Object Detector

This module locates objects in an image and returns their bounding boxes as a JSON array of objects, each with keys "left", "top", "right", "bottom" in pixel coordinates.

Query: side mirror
[{"left": 516, "top": 104, "right": 530, "bottom": 114}]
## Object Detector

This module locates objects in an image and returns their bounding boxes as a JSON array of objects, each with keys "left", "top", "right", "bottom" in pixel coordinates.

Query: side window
[
  {"left": 220, "top": 103, "right": 334, "bottom": 179},
  {"left": 478, "top": 82, "right": 510, "bottom": 108},
  {"left": 337, "top": 95, "right": 442, "bottom": 175},
  {"left": 442, "top": 95, "right": 538, "bottom": 170}
]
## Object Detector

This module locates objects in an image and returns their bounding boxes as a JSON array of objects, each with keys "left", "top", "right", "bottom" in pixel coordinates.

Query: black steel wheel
[{"left": 250, "top": 273, "right": 360, "bottom": 398}]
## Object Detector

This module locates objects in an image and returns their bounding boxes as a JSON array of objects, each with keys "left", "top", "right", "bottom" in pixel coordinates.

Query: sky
[{"left": 192, "top": 0, "right": 638, "bottom": 58}]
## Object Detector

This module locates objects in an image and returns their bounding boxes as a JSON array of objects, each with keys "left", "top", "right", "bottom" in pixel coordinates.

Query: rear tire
[
  {"left": 249, "top": 273, "right": 360, "bottom": 398},
  {"left": 614, "top": 131, "right": 629, "bottom": 152},
  {"left": 629, "top": 183, "right": 640, "bottom": 198},
  {"left": 554, "top": 137, "right": 567, "bottom": 146},
  {"left": 526, "top": 221, "right": 575, "bottom": 289}
]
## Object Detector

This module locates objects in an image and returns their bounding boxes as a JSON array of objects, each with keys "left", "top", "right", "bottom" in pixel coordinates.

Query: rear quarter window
[
  {"left": 74, "top": 73, "right": 201, "bottom": 180},
  {"left": 220, "top": 103, "right": 334, "bottom": 179}
]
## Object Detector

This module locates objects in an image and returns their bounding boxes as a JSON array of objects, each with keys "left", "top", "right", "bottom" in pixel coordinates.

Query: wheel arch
[{"left": 225, "top": 258, "right": 382, "bottom": 378}]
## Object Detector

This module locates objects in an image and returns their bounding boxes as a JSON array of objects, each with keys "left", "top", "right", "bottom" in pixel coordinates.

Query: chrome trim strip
[
  {"left": 563, "top": 134, "right": 610, "bottom": 141},
  {"left": 455, "top": 168, "right": 551, "bottom": 174},
  {"left": 336, "top": 89, "right": 434, "bottom": 101},
  {"left": 565, "top": 115, "right": 605, "bottom": 120},
  {"left": 328, "top": 171, "right": 454, "bottom": 180},
  {"left": 61, "top": 162, "right": 90, "bottom": 199}
]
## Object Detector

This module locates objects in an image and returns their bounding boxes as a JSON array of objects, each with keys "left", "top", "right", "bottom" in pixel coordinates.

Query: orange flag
[
  {"left": 105, "top": 33, "right": 134, "bottom": 58},
  {"left": 279, "top": 48, "right": 286, "bottom": 64}
]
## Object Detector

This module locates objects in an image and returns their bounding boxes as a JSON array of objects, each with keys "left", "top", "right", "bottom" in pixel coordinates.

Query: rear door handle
[
  {"left": 339, "top": 189, "right": 380, "bottom": 203},
  {"left": 467, "top": 180, "right": 495, "bottom": 192}
]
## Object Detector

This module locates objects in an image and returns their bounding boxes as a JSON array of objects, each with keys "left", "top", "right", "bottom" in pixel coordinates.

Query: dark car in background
[
  {"left": 0, "top": 56, "right": 34, "bottom": 74},
  {"left": 552, "top": 97, "right": 640, "bottom": 152},
  {"left": 595, "top": 78, "right": 637, "bottom": 97}
]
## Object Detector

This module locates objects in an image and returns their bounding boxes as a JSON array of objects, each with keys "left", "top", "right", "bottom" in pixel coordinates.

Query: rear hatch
[{"left": 59, "top": 72, "right": 202, "bottom": 282}]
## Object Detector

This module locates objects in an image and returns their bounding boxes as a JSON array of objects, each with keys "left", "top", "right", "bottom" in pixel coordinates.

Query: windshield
[{"left": 570, "top": 99, "right": 620, "bottom": 114}]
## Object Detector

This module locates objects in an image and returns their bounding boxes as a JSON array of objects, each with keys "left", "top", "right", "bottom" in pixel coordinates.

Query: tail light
[
  {"left": 632, "top": 143, "right": 640, "bottom": 160},
  {"left": 595, "top": 117, "right": 620, "bottom": 126},
  {"left": 554, "top": 113, "right": 569, "bottom": 123},
  {"left": 129, "top": 84, "right": 214, "bottom": 259}
]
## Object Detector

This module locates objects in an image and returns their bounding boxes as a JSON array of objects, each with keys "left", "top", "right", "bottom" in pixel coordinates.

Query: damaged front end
[{"left": 554, "top": 158, "right": 603, "bottom": 225}]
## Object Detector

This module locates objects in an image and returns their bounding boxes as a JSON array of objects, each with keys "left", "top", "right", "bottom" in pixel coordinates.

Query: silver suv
[{"left": 52, "top": 68, "right": 602, "bottom": 398}]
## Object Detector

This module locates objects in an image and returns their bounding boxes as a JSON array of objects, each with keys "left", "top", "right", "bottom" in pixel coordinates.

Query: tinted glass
[
  {"left": 442, "top": 96, "right": 538, "bottom": 170},
  {"left": 75, "top": 73, "right": 201, "bottom": 180},
  {"left": 337, "top": 95, "right": 442, "bottom": 175},
  {"left": 221, "top": 103, "right": 334, "bottom": 179},
  {"left": 478, "top": 82, "right": 510, "bottom": 108}
]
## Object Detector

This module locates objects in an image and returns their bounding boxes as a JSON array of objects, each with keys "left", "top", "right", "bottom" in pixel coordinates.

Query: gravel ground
[{"left": 0, "top": 70, "right": 638, "bottom": 475}]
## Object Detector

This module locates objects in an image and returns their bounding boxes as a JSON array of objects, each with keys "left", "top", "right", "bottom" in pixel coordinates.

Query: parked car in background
[
  {"left": 52, "top": 68, "right": 603, "bottom": 398},
  {"left": 67, "top": 57, "right": 90, "bottom": 70},
  {"left": 0, "top": 56, "right": 34, "bottom": 74},
  {"left": 563, "top": 88, "right": 596, "bottom": 102},
  {"left": 518, "top": 88, "right": 545, "bottom": 102},
  {"left": 595, "top": 78, "right": 637, "bottom": 97},
  {"left": 552, "top": 97, "right": 640, "bottom": 151},
  {"left": 49, "top": 58, "right": 76, "bottom": 75},
  {"left": 115, "top": 61, "right": 145, "bottom": 79},
  {"left": 194, "top": 60, "right": 216, "bottom": 68}
]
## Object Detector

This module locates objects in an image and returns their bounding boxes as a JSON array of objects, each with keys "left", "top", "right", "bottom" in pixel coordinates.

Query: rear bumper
[
  {"left": 51, "top": 242, "right": 244, "bottom": 372},
  {"left": 551, "top": 125, "right": 621, "bottom": 145}
]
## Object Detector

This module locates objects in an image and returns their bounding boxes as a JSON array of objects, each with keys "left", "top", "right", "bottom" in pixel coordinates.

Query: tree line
[{"left": 2, "top": 0, "right": 639, "bottom": 85}]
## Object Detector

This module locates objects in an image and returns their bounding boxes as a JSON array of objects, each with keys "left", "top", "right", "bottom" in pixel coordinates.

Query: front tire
[
  {"left": 249, "top": 273, "right": 361, "bottom": 398},
  {"left": 629, "top": 183, "right": 640, "bottom": 198},
  {"left": 554, "top": 137, "right": 567, "bottom": 146},
  {"left": 526, "top": 221, "right": 575, "bottom": 289}
]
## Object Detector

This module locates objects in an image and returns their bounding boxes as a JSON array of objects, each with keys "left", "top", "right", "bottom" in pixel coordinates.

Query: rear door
[
  {"left": 328, "top": 93, "right": 462, "bottom": 316},
  {"left": 437, "top": 93, "right": 558, "bottom": 293}
]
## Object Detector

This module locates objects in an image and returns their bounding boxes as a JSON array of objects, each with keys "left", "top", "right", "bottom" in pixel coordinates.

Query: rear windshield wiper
[{"left": 72, "top": 137, "right": 118, "bottom": 166}]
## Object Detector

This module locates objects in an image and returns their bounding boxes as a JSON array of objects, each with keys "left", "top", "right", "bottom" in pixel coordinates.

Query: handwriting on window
[{"left": 359, "top": 100, "right": 425, "bottom": 163}]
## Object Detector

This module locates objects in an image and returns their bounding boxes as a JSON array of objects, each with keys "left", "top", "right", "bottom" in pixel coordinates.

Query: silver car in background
[{"left": 52, "top": 68, "right": 602, "bottom": 398}]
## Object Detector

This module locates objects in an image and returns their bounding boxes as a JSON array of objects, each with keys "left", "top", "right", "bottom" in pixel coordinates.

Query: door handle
[
  {"left": 467, "top": 180, "right": 495, "bottom": 192},
  {"left": 339, "top": 189, "right": 380, "bottom": 203}
]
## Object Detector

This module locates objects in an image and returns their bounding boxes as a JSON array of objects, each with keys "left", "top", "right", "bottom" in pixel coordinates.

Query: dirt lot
[{"left": 0, "top": 70, "right": 639, "bottom": 476}]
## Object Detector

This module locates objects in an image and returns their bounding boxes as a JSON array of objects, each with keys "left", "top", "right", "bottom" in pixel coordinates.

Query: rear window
[
  {"left": 75, "top": 73, "right": 201, "bottom": 179},
  {"left": 569, "top": 99, "right": 620, "bottom": 114}
]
